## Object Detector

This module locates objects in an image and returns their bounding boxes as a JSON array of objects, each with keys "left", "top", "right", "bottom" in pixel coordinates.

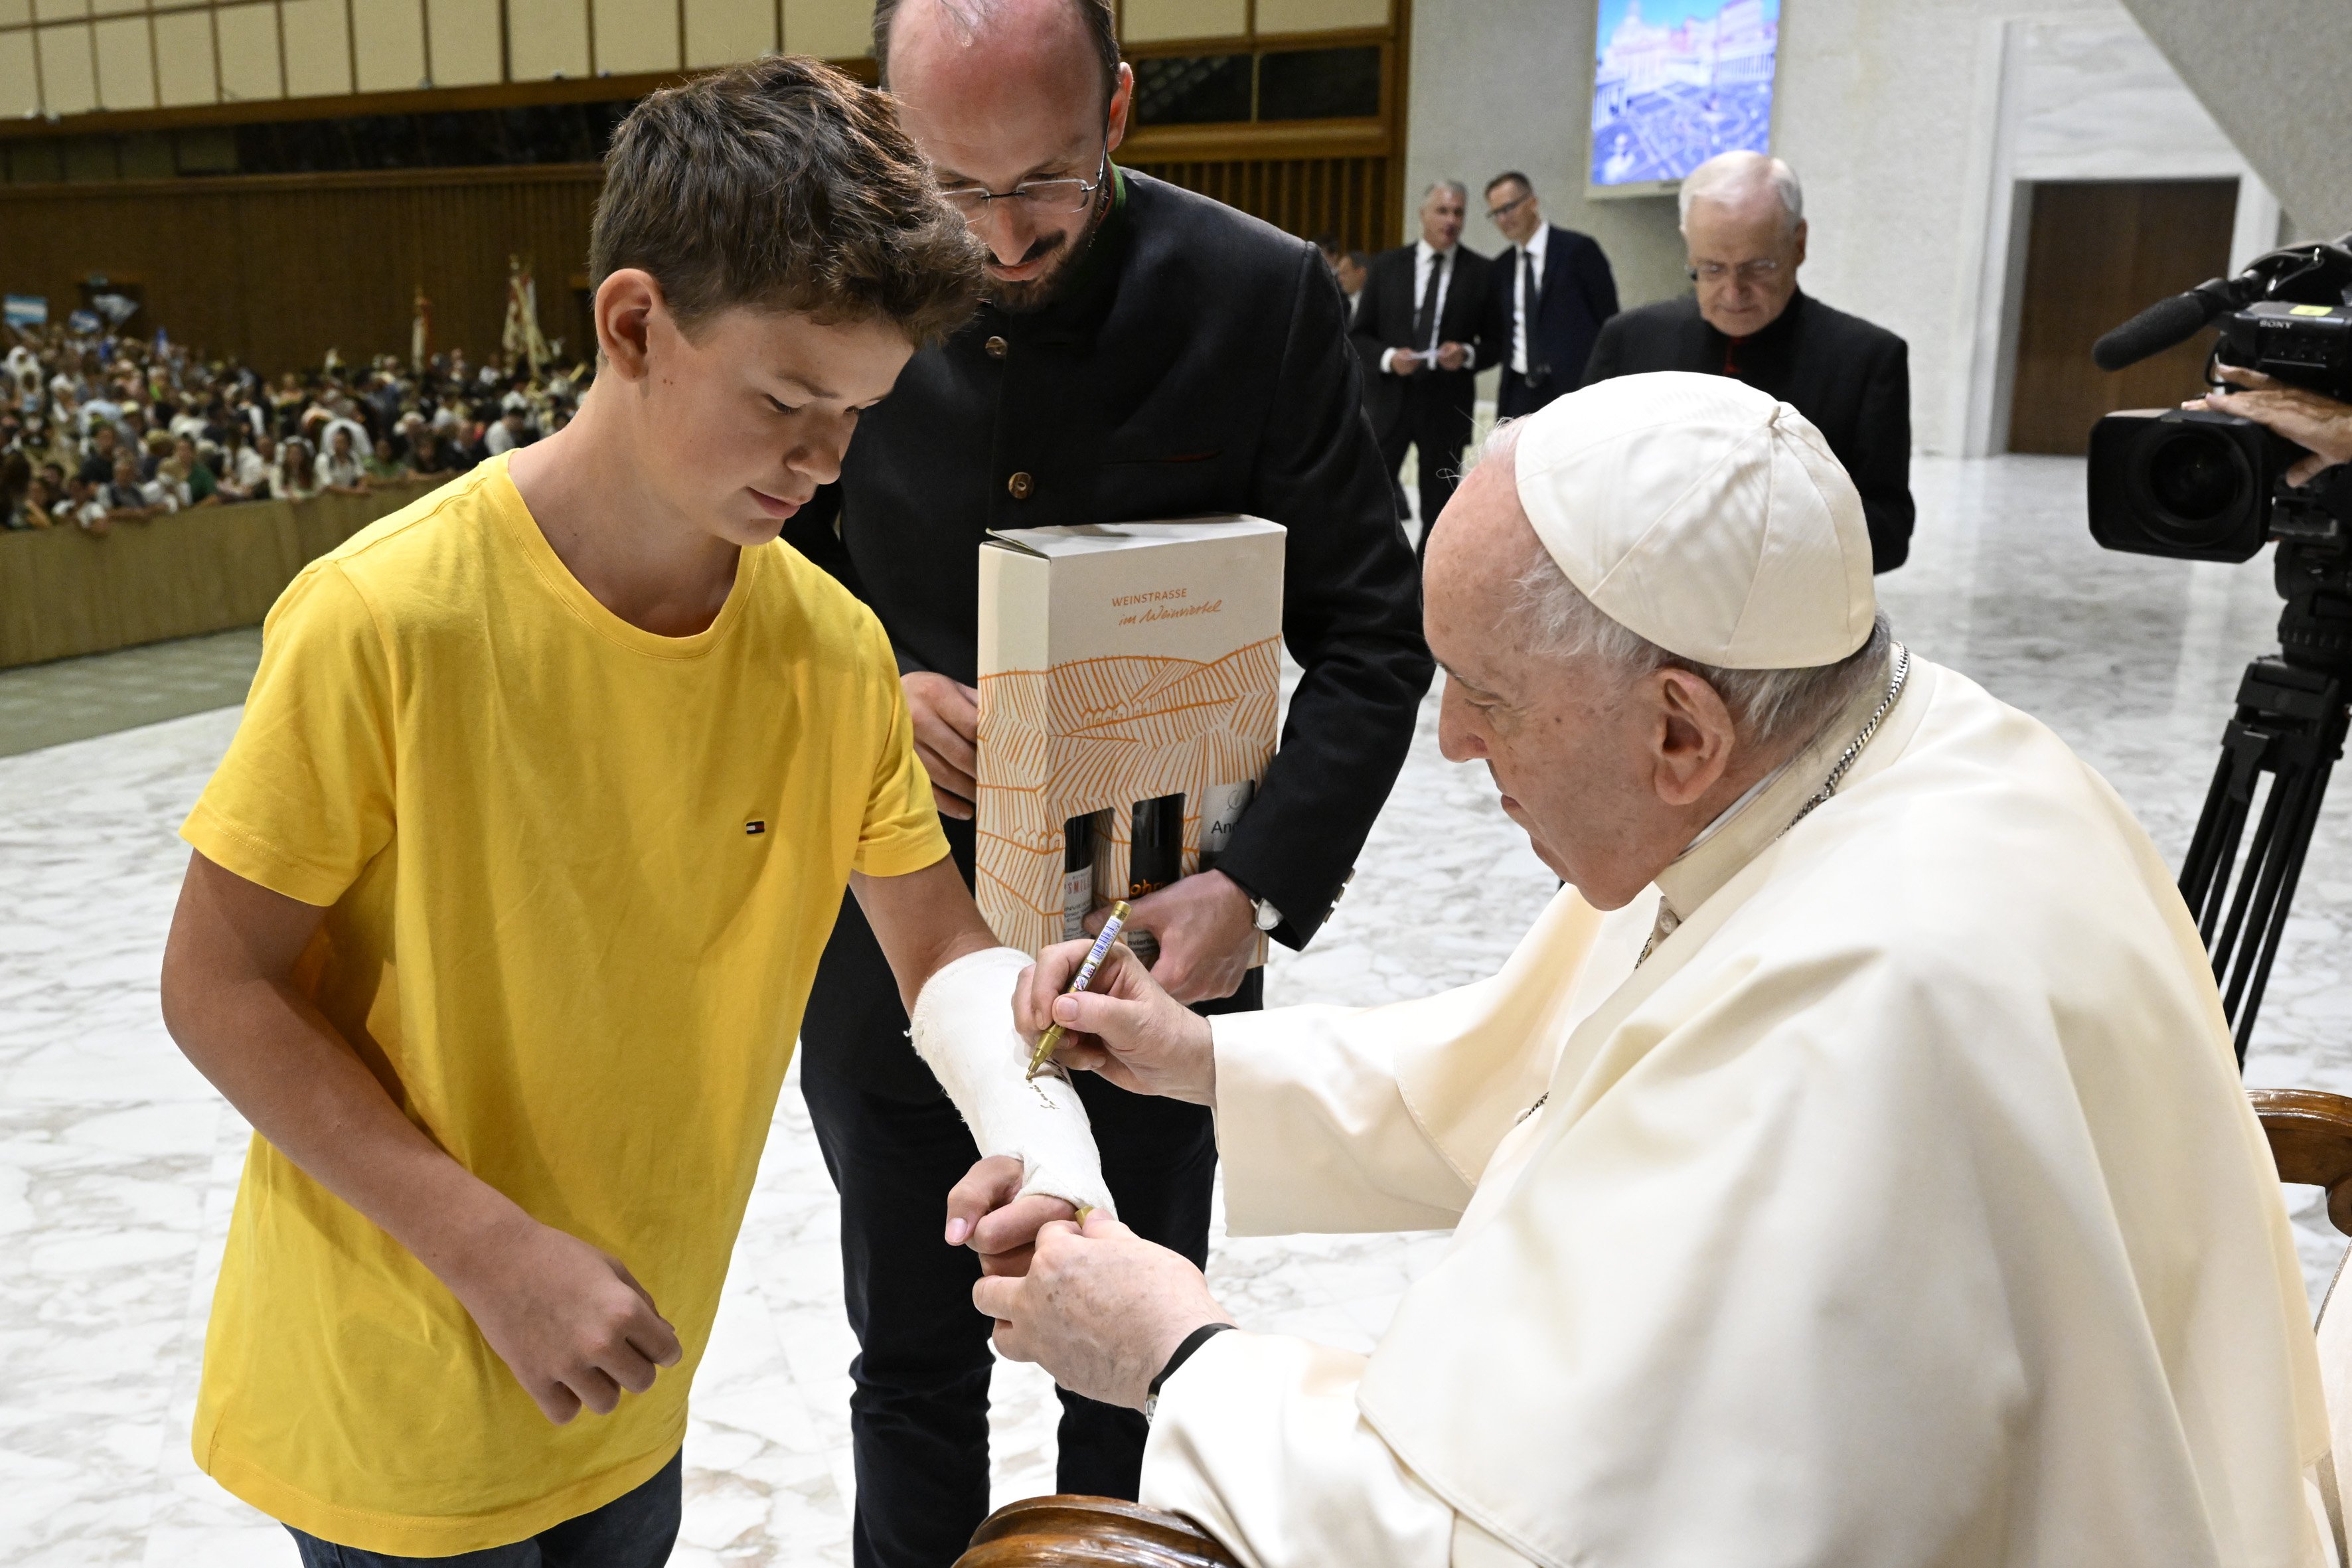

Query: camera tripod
[{"left": 2179, "top": 530, "right": 2352, "bottom": 1064}]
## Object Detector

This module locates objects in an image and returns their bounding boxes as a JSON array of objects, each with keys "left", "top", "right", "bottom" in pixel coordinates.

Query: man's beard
[{"left": 984, "top": 197, "right": 1110, "bottom": 315}]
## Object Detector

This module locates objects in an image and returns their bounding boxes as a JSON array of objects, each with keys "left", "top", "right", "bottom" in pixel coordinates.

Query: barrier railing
[{"left": 0, "top": 479, "right": 439, "bottom": 670}]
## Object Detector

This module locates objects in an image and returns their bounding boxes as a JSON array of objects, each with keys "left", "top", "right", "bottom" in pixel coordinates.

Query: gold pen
[{"left": 1026, "top": 900, "right": 1131, "bottom": 1079}]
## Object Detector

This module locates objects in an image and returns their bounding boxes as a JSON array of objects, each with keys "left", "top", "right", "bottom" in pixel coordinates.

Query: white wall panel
[
  {"left": 508, "top": 0, "right": 589, "bottom": 80},
  {"left": 153, "top": 6, "right": 220, "bottom": 104},
  {"left": 684, "top": 0, "right": 769, "bottom": 67},
  {"left": 281, "top": 0, "right": 350, "bottom": 96},
  {"left": 31, "top": 0, "right": 87, "bottom": 19},
  {"left": 1257, "top": 0, "right": 1387, "bottom": 33},
  {"left": 88, "top": 0, "right": 141, "bottom": 16},
  {"left": 0, "top": 28, "right": 37, "bottom": 115},
  {"left": 214, "top": 0, "right": 283, "bottom": 100},
  {"left": 1121, "top": 0, "right": 1245, "bottom": 44},
  {"left": 427, "top": 0, "right": 501, "bottom": 86},
  {"left": 593, "top": 0, "right": 678, "bottom": 73},
  {"left": 0, "top": 1, "right": 31, "bottom": 27},
  {"left": 92, "top": 11, "right": 155, "bottom": 107},
  {"left": 351, "top": 0, "right": 426, "bottom": 92},
  {"left": 37, "top": 21, "right": 98, "bottom": 112},
  {"left": 783, "top": 0, "right": 866, "bottom": 60}
]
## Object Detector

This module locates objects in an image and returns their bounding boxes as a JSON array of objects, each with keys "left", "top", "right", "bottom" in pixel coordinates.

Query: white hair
[
  {"left": 1678, "top": 151, "right": 1803, "bottom": 234},
  {"left": 1476, "top": 418, "right": 1887, "bottom": 750},
  {"left": 1421, "top": 179, "right": 1468, "bottom": 206}
]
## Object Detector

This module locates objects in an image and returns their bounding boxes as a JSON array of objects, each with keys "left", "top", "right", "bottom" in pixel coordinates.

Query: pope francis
[{"left": 934, "top": 373, "right": 2329, "bottom": 1567}]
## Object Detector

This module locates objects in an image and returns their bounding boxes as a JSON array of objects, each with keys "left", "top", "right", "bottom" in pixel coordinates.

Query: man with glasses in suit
[
  {"left": 1583, "top": 150, "right": 1915, "bottom": 571},
  {"left": 780, "top": 3, "right": 1430, "bottom": 1563},
  {"left": 1478, "top": 171, "right": 1618, "bottom": 420}
]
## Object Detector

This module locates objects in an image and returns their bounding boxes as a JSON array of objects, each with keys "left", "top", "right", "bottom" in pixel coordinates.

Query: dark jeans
[
  {"left": 801, "top": 1048, "right": 1224, "bottom": 1568},
  {"left": 284, "top": 1449, "right": 680, "bottom": 1566}
]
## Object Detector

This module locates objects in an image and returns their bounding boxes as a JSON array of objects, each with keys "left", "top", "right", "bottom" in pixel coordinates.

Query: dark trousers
[
  {"left": 1496, "top": 366, "right": 1562, "bottom": 421},
  {"left": 1377, "top": 374, "right": 1476, "bottom": 560},
  {"left": 798, "top": 816, "right": 1250, "bottom": 1568},
  {"left": 285, "top": 1449, "right": 680, "bottom": 1567}
]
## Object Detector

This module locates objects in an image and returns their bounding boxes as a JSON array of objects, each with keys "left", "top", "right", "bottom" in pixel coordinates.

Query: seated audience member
[
  {"left": 1479, "top": 171, "right": 1617, "bottom": 419},
  {"left": 63, "top": 475, "right": 110, "bottom": 533},
  {"left": 483, "top": 395, "right": 537, "bottom": 457},
  {"left": 364, "top": 435, "right": 412, "bottom": 487},
  {"left": 236, "top": 433, "right": 276, "bottom": 499},
  {"left": 78, "top": 421, "right": 123, "bottom": 486},
  {"left": 319, "top": 426, "right": 368, "bottom": 493},
  {"left": 1584, "top": 151, "right": 1913, "bottom": 572},
  {"left": 17, "top": 474, "right": 58, "bottom": 528},
  {"left": 275, "top": 437, "right": 321, "bottom": 502},
  {"left": 964, "top": 376, "right": 2325, "bottom": 1567},
  {"left": 104, "top": 454, "right": 166, "bottom": 521}
]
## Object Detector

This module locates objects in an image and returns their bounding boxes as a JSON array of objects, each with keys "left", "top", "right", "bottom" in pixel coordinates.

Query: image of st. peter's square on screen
[{"left": 1591, "top": 0, "right": 1780, "bottom": 189}]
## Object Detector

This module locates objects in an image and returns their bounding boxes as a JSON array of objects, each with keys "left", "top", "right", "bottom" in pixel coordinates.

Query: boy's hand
[
  {"left": 903, "top": 671, "right": 980, "bottom": 819},
  {"left": 447, "top": 1215, "right": 683, "bottom": 1425},
  {"left": 945, "top": 1154, "right": 1077, "bottom": 1276}
]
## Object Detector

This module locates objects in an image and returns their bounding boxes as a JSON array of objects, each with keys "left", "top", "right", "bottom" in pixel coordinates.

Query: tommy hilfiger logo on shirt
[{"left": 745, "top": 821, "right": 767, "bottom": 835}]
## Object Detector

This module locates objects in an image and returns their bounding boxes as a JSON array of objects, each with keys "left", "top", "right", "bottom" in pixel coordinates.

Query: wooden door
[{"left": 2007, "top": 179, "right": 2240, "bottom": 455}]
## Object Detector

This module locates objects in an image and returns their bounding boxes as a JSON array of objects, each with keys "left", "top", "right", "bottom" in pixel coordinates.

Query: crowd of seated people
[{"left": 0, "top": 325, "right": 584, "bottom": 534}]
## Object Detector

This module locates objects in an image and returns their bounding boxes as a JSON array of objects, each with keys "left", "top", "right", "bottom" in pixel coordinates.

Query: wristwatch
[{"left": 1225, "top": 873, "right": 1284, "bottom": 933}]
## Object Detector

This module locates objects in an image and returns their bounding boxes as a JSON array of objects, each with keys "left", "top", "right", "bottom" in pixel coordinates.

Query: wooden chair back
[
  {"left": 2252, "top": 1087, "right": 2352, "bottom": 1238},
  {"left": 955, "top": 1495, "right": 1241, "bottom": 1568}
]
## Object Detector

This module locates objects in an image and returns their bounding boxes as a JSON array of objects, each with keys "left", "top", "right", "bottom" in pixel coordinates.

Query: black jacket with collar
[
  {"left": 1348, "top": 240, "right": 1493, "bottom": 440},
  {"left": 1581, "top": 289, "right": 1915, "bottom": 572},
  {"left": 786, "top": 169, "right": 1431, "bottom": 952},
  {"left": 1479, "top": 224, "right": 1619, "bottom": 396}
]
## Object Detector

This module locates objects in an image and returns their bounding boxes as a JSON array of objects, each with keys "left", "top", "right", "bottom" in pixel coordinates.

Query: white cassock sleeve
[
  {"left": 1142, "top": 1332, "right": 1533, "bottom": 1568},
  {"left": 909, "top": 946, "right": 1115, "bottom": 1218}
]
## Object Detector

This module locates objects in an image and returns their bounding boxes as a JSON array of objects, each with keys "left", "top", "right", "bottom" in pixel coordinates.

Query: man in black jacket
[
  {"left": 1478, "top": 171, "right": 1618, "bottom": 420},
  {"left": 780, "top": 3, "right": 1431, "bottom": 1565},
  {"left": 1582, "top": 151, "right": 1915, "bottom": 572},
  {"left": 1350, "top": 181, "right": 1491, "bottom": 556}
]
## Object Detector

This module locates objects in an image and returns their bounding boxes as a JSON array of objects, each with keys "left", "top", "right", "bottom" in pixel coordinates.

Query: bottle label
[
  {"left": 1197, "top": 781, "right": 1254, "bottom": 869},
  {"left": 1062, "top": 867, "right": 1093, "bottom": 942}
]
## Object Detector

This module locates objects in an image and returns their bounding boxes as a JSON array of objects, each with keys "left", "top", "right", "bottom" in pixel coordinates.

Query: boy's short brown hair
[{"left": 589, "top": 56, "right": 982, "bottom": 345}]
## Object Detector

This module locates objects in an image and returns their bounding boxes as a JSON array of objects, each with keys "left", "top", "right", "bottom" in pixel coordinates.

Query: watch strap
[{"left": 1144, "top": 1322, "right": 1236, "bottom": 1420}]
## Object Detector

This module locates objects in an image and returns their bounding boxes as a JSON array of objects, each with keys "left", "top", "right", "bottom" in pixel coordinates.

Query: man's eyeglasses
[
  {"left": 1486, "top": 191, "right": 1533, "bottom": 224},
  {"left": 939, "top": 149, "right": 1109, "bottom": 220},
  {"left": 1686, "top": 258, "right": 1786, "bottom": 285}
]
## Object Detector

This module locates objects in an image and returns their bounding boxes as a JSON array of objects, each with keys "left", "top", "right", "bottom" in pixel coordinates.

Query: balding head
[{"left": 882, "top": 0, "right": 1134, "bottom": 311}]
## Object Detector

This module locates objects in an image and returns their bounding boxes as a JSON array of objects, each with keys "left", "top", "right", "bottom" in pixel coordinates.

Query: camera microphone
[{"left": 2092, "top": 279, "right": 2240, "bottom": 371}]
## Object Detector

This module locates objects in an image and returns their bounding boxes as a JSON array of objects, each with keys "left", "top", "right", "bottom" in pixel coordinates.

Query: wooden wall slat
[
  {"left": 0, "top": 169, "right": 604, "bottom": 372},
  {"left": 1133, "top": 151, "right": 1393, "bottom": 252}
]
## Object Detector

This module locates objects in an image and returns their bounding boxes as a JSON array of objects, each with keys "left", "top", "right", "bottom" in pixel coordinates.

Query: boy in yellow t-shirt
[{"left": 158, "top": 58, "right": 1110, "bottom": 1565}]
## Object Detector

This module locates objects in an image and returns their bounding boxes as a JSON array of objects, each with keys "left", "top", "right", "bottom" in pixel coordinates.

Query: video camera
[{"left": 2086, "top": 236, "right": 2352, "bottom": 572}]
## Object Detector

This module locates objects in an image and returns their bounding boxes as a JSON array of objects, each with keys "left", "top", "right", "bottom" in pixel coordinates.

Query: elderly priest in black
[
  {"left": 1583, "top": 149, "right": 1914, "bottom": 572},
  {"left": 1478, "top": 170, "right": 1618, "bottom": 420},
  {"left": 780, "top": 3, "right": 1431, "bottom": 1566},
  {"left": 1352, "top": 179, "right": 1492, "bottom": 555}
]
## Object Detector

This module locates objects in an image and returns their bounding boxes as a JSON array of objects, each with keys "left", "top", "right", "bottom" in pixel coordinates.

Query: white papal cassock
[{"left": 1138, "top": 649, "right": 2329, "bottom": 1568}]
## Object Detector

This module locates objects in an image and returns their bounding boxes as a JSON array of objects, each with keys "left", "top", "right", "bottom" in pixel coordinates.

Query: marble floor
[{"left": 4, "top": 452, "right": 2348, "bottom": 1564}]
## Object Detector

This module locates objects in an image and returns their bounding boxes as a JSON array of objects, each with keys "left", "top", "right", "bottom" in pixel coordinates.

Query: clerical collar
[{"left": 1652, "top": 641, "right": 1910, "bottom": 928}]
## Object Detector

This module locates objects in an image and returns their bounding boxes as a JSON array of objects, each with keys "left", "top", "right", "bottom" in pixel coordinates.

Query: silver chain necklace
[{"left": 1782, "top": 641, "right": 1911, "bottom": 836}]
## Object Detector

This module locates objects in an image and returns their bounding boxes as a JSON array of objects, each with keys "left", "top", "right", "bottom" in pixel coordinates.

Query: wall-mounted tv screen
[{"left": 1590, "top": 0, "right": 1781, "bottom": 196}]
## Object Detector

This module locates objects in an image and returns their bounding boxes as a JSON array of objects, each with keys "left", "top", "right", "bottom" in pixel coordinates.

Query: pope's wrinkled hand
[
  {"left": 943, "top": 1152, "right": 1075, "bottom": 1276},
  {"left": 971, "top": 1210, "right": 1233, "bottom": 1409},
  {"left": 1016, "top": 937, "right": 1217, "bottom": 1102}
]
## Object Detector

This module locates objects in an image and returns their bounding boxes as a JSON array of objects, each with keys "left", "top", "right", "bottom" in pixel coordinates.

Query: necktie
[
  {"left": 1415, "top": 252, "right": 1444, "bottom": 353},
  {"left": 1520, "top": 248, "right": 1539, "bottom": 377}
]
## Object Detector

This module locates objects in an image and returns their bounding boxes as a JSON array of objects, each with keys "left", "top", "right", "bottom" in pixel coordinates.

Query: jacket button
[
  {"left": 1006, "top": 471, "right": 1034, "bottom": 501},
  {"left": 984, "top": 335, "right": 1008, "bottom": 359}
]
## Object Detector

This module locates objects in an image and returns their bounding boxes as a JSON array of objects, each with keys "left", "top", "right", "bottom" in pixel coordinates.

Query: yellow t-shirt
[{"left": 181, "top": 456, "right": 947, "bottom": 1555}]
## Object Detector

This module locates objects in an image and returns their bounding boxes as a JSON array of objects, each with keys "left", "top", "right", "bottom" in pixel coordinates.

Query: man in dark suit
[
  {"left": 1478, "top": 171, "right": 1617, "bottom": 420},
  {"left": 1583, "top": 151, "right": 1915, "bottom": 572},
  {"left": 781, "top": 3, "right": 1431, "bottom": 1565},
  {"left": 1351, "top": 180, "right": 1492, "bottom": 556}
]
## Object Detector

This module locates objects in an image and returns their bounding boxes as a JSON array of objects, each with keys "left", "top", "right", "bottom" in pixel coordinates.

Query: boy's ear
[{"left": 594, "top": 270, "right": 664, "bottom": 382}]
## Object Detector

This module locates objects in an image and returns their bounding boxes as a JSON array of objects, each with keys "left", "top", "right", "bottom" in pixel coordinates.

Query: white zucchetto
[{"left": 1512, "top": 371, "right": 1876, "bottom": 670}]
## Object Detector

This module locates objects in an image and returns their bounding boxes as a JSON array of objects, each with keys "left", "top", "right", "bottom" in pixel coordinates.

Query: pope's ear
[
  {"left": 593, "top": 270, "right": 663, "bottom": 381},
  {"left": 1651, "top": 668, "right": 1739, "bottom": 807}
]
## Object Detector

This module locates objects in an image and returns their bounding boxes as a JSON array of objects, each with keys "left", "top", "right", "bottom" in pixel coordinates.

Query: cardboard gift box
[{"left": 975, "top": 516, "right": 1287, "bottom": 959}]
